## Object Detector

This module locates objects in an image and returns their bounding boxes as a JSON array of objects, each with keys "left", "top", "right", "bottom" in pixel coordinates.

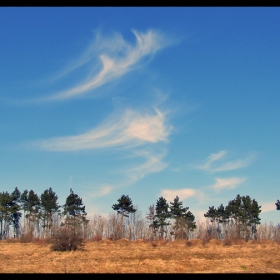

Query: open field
[{"left": 1, "top": 238, "right": 280, "bottom": 273}]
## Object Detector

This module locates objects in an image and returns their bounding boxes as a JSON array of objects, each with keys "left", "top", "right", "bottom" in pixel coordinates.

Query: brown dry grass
[{"left": 1, "top": 238, "right": 280, "bottom": 273}]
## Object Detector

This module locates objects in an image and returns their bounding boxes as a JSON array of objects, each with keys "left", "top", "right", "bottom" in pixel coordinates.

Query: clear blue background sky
[{"left": 1, "top": 7, "right": 280, "bottom": 224}]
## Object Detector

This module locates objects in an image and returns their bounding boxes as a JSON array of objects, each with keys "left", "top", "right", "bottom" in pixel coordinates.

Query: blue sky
[{"left": 1, "top": 7, "right": 280, "bottom": 224}]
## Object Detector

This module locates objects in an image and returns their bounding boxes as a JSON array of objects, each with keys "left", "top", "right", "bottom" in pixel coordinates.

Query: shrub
[
  {"left": 19, "top": 232, "right": 33, "bottom": 243},
  {"left": 90, "top": 235, "right": 102, "bottom": 242},
  {"left": 202, "top": 233, "right": 212, "bottom": 245},
  {"left": 222, "top": 238, "right": 232, "bottom": 246},
  {"left": 50, "top": 227, "right": 85, "bottom": 252}
]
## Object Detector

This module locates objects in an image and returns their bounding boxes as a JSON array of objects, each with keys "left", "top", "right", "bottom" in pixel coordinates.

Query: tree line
[
  {"left": 1, "top": 186, "right": 278, "bottom": 242},
  {"left": 0, "top": 187, "right": 87, "bottom": 240}
]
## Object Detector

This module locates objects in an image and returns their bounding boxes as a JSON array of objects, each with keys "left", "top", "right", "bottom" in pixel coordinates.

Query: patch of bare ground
[{"left": 0, "top": 238, "right": 280, "bottom": 273}]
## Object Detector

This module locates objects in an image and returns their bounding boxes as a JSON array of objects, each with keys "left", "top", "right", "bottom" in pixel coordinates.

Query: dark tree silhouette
[
  {"left": 146, "top": 204, "right": 157, "bottom": 239},
  {"left": 170, "top": 196, "right": 196, "bottom": 239},
  {"left": 154, "top": 196, "right": 171, "bottom": 239},
  {"left": 40, "top": 187, "right": 61, "bottom": 237},
  {"left": 10, "top": 187, "right": 22, "bottom": 238},
  {"left": 275, "top": 200, "right": 280, "bottom": 210},
  {"left": 112, "top": 195, "right": 137, "bottom": 239},
  {"left": 112, "top": 194, "right": 137, "bottom": 217},
  {"left": 62, "top": 189, "right": 88, "bottom": 237}
]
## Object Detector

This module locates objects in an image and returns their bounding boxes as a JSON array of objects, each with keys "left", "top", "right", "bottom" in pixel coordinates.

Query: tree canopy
[{"left": 112, "top": 194, "right": 137, "bottom": 217}]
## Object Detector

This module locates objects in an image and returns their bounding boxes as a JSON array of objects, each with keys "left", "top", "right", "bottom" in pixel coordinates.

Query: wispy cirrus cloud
[
  {"left": 260, "top": 202, "right": 275, "bottom": 213},
  {"left": 160, "top": 188, "right": 196, "bottom": 203},
  {"left": 194, "top": 150, "right": 255, "bottom": 173},
  {"left": 41, "top": 29, "right": 170, "bottom": 101},
  {"left": 30, "top": 107, "right": 172, "bottom": 151},
  {"left": 212, "top": 177, "right": 246, "bottom": 191},
  {"left": 126, "top": 149, "right": 168, "bottom": 183},
  {"left": 86, "top": 185, "right": 113, "bottom": 198}
]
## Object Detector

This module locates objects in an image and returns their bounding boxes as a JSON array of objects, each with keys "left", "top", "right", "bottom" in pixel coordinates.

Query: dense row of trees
[
  {"left": 111, "top": 195, "right": 196, "bottom": 240},
  {"left": 204, "top": 194, "right": 261, "bottom": 241},
  {"left": 145, "top": 196, "right": 196, "bottom": 240},
  {"left": 0, "top": 186, "right": 273, "bottom": 242},
  {"left": 0, "top": 187, "right": 88, "bottom": 240}
]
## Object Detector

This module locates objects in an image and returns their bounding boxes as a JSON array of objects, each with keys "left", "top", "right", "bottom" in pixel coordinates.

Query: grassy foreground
[{"left": 0, "top": 238, "right": 280, "bottom": 273}]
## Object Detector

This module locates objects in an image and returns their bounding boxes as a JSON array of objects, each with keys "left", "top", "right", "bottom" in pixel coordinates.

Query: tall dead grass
[{"left": 1, "top": 237, "right": 280, "bottom": 273}]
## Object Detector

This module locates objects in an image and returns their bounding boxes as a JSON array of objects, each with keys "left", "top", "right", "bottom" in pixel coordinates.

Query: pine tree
[
  {"left": 204, "top": 206, "right": 217, "bottom": 222},
  {"left": 204, "top": 204, "right": 229, "bottom": 239},
  {"left": 112, "top": 194, "right": 137, "bottom": 239},
  {"left": 40, "top": 188, "right": 61, "bottom": 238},
  {"left": 170, "top": 196, "right": 196, "bottom": 239},
  {"left": 112, "top": 195, "right": 137, "bottom": 216},
  {"left": 154, "top": 196, "right": 171, "bottom": 239},
  {"left": 62, "top": 189, "right": 88, "bottom": 237},
  {"left": 0, "top": 188, "right": 22, "bottom": 239},
  {"left": 20, "top": 189, "right": 29, "bottom": 234},
  {"left": 146, "top": 204, "right": 157, "bottom": 239},
  {"left": 25, "top": 190, "right": 41, "bottom": 237},
  {"left": 225, "top": 194, "right": 261, "bottom": 240},
  {"left": 204, "top": 206, "right": 218, "bottom": 237},
  {"left": 10, "top": 187, "right": 22, "bottom": 238},
  {"left": 0, "top": 191, "right": 12, "bottom": 239},
  {"left": 275, "top": 199, "right": 280, "bottom": 210},
  {"left": 170, "top": 196, "right": 187, "bottom": 218},
  {"left": 216, "top": 204, "right": 229, "bottom": 239}
]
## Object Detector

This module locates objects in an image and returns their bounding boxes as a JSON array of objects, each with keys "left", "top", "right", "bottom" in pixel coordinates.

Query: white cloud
[
  {"left": 210, "top": 157, "right": 255, "bottom": 172},
  {"left": 195, "top": 150, "right": 255, "bottom": 173},
  {"left": 197, "top": 150, "right": 227, "bottom": 171},
  {"left": 126, "top": 149, "right": 168, "bottom": 183},
  {"left": 261, "top": 202, "right": 277, "bottom": 213},
  {"left": 82, "top": 184, "right": 114, "bottom": 201},
  {"left": 212, "top": 177, "right": 246, "bottom": 191},
  {"left": 195, "top": 210, "right": 208, "bottom": 222},
  {"left": 31, "top": 107, "right": 172, "bottom": 151},
  {"left": 99, "top": 185, "right": 112, "bottom": 196},
  {"left": 43, "top": 29, "right": 168, "bottom": 101},
  {"left": 160, "top": 188, "right": 196, "bottom": 203}
]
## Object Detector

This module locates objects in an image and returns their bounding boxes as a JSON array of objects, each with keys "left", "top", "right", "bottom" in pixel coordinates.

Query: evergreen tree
[
  {"left": 10, "top": 187, "right": 22, "bottom": 238},
  {"left": 40, "top": 187, "right": 61, "bottom": 237},
  {"left": 216, "top": 204, "right": 229, "bottom": 239},
  {"left": 25, "top": 190, "right": 41, "bottom": 237},
  {"left": 204, "top": 206, "right": 217, "bottom": 222},
  {"left": 182, "top": 210, "right": 196, "bottom": 233},
  {"left": 170, "top": 196, "right": 187, "bottom": 218},
  {"left": 146, "top": 204, "right": 157, "bottom": 239},
  {"left": 225, "top": 194, "right": 261, "bottom": 240},
  {"left": 0, "top": 188, "right": 22, "bottom": 239},
  {"left": 112, "top": 194, "right": 137, "bottom": 217},
  {"left": 20, "top": 189, "right": 29, "bottom": 234},
  {"left": 170, "top": 196, "right": 196, "bottom": 239},
  {"left": 275, "top": 199, "right": 280, "bottom": 210},
  {"left": 112, "top": 195, "right": 137, "bottom": 239},
  {"left": 204, "top": 204, "right": 229, "bottom": 239},
  {"left": 0, "top": 191, "right": 12, "bottom": 239},
  {"left": 154, "top": 196, "right": 171, "bottom": 239},
  {"left": 62, "top": 189, "right": 88, "bottom": 237},
  {"left": 204, "top": 205, "right": 218, "bottom": 237}
]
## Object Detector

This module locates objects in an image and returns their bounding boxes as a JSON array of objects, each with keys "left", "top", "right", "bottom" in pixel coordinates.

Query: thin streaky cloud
[
  {"left": 160, "top": 188, "right": 196, "bottom": 203},
  {"left": 212, "top": 177, "right": 247, "bottom": 191},
  {"left": 86, "top": 185, "right": 113, "bottom": 199},
  {"left": 195, "top": 150, "right": 227, "bottom": 171},
  {"left": 194, "top": 150, "right": 255, "bottom": 173},
  {"left": 210, "top": 155, "right": 255, "bottom": 172},
  {"left": 261, "top": 202, "right": 275, "bottom": 213},
  {"left": 30, "top": 108, "right": 172, "bottom": 151},
  {"left": 126, "top": 149, "right": 168, "bottom": 183},
  {"left": 43, "top": 29, "right": 169, "bottom": 101},
  {"left": 50, "top": 28, "right": 163, "bottom": 81}
]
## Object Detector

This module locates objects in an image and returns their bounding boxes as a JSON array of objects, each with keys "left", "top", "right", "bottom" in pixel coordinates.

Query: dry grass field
[{"left": 1, "top": 238, "right": 280, "bottom": 273}]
